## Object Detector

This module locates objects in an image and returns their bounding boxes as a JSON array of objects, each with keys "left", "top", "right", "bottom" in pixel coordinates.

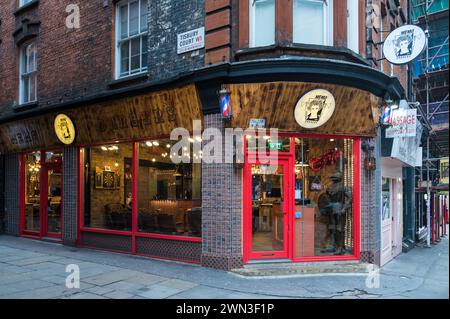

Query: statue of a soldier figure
[{"left": 318, "top": 171, "right": 352, "bottom": 255}]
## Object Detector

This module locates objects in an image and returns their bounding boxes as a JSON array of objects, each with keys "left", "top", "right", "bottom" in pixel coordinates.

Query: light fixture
[
  {"left": 188, "top": 137, "right": 195, "bottom": 143},
  {"left": 146, "top": 141, "right": 153, "bottom": 147},
  {"left": 195, "top": 136, "right": 202, "bottom": 142},
  {"left": 101, "top": 146, "right": 108, "bottom": 151},
  {"left": 152, "top": 158, "right": 156, "bottom": 162},
  {"left": 166, "top": 143, "right": 171, "bottom": 149},
  {"left": 114, "top": 162, "right": 119, "bottom": 167},
  {"left": 152, "top": 141, "right": 159, "bottom": 146},
  {"left": 330, "top": 139, "right": 335, "bottom": 142}
]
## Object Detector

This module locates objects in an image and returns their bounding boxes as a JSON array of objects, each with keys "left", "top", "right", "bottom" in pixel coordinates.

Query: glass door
[
  {"left": 41, "top": 164, "right": 62, "bottom": 238},
  {"left": 249, "top": 160, "right": 289, "bottom": 259}
]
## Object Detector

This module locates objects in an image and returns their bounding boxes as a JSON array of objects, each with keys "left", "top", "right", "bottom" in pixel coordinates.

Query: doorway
[
  {"left": 380, "top": 177, "right": 403, "bottom": 266},
  {"left": 245, "top": 157, "right": 292, "bottom": 260},
  {"left": 22, "top": 150, "right": 63, "bottom": 239}
]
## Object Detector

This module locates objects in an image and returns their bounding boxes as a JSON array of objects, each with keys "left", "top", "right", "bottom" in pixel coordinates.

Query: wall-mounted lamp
[
  {"left": 361, "top": 140, "right": 376, "bottom": 171},
  {"left": 218, "top": 85, "right": 232, "bottom": 121}
]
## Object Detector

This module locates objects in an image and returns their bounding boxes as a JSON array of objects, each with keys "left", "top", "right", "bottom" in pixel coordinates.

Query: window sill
[
  {"left": 13, "top": 100, "right": 38, "bottom": 111},
  {"left": 108, "top": 73, "right": 149, "bottom": 90},
  {"left": 14, "top": 0, "right": 39, "bottom": 16},
  {"left": 235, "top": 43, "right": 369, "bottom": 66}
]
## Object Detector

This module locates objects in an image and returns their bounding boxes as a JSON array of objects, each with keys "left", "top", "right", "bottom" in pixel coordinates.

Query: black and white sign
[
  {"left": 294, "top": 89, "right": 335, "bottom": 129},
  {"left": 177, "top": 27, "right": 205, "bottom": 54},
  {"left": 383, "top": 25, "right": 426, "bottom": 65}
]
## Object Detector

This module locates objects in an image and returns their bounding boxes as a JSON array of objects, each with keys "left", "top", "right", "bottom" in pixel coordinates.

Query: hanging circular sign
[
  {"left": 383, "top": 24, "right": 427, "bottom": 65},
  {"left": 294, "top": 89, "right": 335, "bottom": 129},
  {"left": 54, "top": 114, "right": 76, "bottom": 145}
]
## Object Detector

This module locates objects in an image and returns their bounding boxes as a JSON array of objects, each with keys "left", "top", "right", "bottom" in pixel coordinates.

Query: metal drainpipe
[{"left": 425, "top": 0, "right": 431, "bottom": 247}]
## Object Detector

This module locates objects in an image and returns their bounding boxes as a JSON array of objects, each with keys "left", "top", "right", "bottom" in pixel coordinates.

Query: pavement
[{"left": 0, "top": 233, "right": 448, "bottom": 299}]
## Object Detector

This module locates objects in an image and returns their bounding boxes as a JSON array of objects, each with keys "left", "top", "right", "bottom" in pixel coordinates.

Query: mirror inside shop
[
  {"left": 83, "top": 139, "right": 201, "bottom": 237},
  {"left": 251, "top": 137, "right": 355, "bottom": 257}
]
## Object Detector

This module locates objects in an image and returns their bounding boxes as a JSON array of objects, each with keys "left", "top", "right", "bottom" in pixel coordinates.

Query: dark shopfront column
[
  {"left": 62, "top": 146, "right": 78, "bottom": 245},
  {"left": 4, "top": 154, "right": 20, "bottom": 236},
  {"left": 0, "top": 155, "right": 5, "bottom": 233},
  {"left": 201, "top": 114, "right": 243, "bottom": 270},
  {"left": 360, "top": 137, "right": 381, "bottom": 266}
]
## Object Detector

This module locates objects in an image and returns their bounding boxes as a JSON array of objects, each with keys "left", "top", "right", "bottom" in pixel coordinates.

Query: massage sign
[{"left": 294, "top": 89, "right": 336, "bottom": 129}]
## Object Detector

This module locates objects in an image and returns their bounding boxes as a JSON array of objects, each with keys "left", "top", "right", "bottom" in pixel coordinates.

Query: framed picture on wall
[
  {"left": 102, "top": 171, "right": 115, "bottom": 189},
  {"left": 309, "top": 176, "right": 322, "bottom": 192},
  {"left": 95, "top": 171, "right": 103, "bottom": 189}
]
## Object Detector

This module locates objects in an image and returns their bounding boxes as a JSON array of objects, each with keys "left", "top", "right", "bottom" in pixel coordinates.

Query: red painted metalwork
[{"left": 244, "top": 135, "right": 362, "bottom": 264}]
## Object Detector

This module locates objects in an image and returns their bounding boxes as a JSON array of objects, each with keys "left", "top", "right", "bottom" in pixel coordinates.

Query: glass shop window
[
  {"left": 294, "top": 137, "right": 354, "bottom": 257},
  {"left": 83, "top": 143, "right": 133, "bottom": 230},
  {"left": 137, "top": 139, "right": 202, "bottom": 237},
  {"left": 24, "top": 151, "right": 41, "bottom": 232}
]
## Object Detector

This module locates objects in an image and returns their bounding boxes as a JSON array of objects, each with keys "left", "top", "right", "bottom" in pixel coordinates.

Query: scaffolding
[{"left": 411, "top": 0, "right": 449, "bottom": 246}]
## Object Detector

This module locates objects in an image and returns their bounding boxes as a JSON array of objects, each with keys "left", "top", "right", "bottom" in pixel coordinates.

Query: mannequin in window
[{"left": 318, "top": 171, "right": 352, "bottom": 255}]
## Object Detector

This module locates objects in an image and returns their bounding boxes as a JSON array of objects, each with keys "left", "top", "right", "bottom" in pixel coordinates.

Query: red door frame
[
  {"left": 243, "top": 134, "right": 361, "bottom": 264},
  {"left": 243, "top": 154, "right": 293, "bottom": 261},
  {"left": 20, "top": 150, "right": 63, "bottom": 240},
  {"left": 40, "top": 162, "right": 63, "bottom": 239}
]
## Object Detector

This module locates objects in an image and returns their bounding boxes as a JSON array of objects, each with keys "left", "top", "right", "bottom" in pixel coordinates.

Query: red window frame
[
  {"left": 77, "top": 139, "right": 202, "bottom": 256},
  {"left": 243, "top": 133, "right": 361, "bottom": 264}
]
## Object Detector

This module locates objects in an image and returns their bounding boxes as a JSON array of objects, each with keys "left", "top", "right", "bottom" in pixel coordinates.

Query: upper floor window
[
  {"left": 293, "top": 0, "right": 332, "bottom": 46},
  {"left": 115, "top": 0, "right": 148, "bottom": 78},
  {"left": 249, "top": 0, "right": 275, "bottom": 48},
  {"left": 19, "top": 41, "right": 37, "bottom": 104},
  {"left": 19, "top": 0, "right": 33, "bottom": 7}
]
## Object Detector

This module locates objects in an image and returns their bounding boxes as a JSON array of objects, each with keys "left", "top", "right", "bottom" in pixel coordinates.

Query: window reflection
[
  {"left": 138, "top": 140, "right": 202, "bottom": 237},
  {"left": 24, "top": 152, "right": 41, "bottom": 232},
  {"left": 294, "top": 138, "right": 354, "bottom": 256}
]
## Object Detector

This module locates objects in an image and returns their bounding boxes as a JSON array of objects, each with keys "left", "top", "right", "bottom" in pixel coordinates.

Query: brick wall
[
  {"left": 0, "top": 1, "right": 113, "bottom": 118},
  {"left": 147, "top": 0, "right": 205, "bottom": 80},
  {"left": 201, "top": 113, "right": 243, "bottom": 270},
  {"left": 4, "top": 154, "right": 20, "bottom": 236},
  {"left": 360, "top": 137, "right": 381, "bottom": 265},
  {"left": 62, "top": 146, "right": 78, "bottom": 245},
  {"left": 367, "top": 0, "right": 409, "bottom": 90}
]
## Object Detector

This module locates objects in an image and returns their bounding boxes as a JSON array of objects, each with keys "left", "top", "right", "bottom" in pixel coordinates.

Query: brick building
[{"left": 0, "top": 0, "right": 414, "bottom": 270}]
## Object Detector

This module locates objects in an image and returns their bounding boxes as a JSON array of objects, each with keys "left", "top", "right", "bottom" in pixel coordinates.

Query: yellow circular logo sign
[{"left": 54, "top": 114, "right": 76, "bottom": 145}]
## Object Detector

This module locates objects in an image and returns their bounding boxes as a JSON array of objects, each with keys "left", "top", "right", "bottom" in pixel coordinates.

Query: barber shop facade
[{"left": 0, "top": 59, "right": 404, "bottom": 270}]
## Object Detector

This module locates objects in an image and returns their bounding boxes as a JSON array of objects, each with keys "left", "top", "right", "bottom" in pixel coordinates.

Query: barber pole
[
  {"left": 381, "top": 104, "right": 392, "bottom": 125},
  {"left": 219, "top": 87, "right": 232, "bottom": 119}
]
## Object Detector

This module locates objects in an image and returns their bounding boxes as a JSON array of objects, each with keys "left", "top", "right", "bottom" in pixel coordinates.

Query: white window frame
[
  {"left": 115, "top": 0, "right": 148, "bottom": 79},
  {"left": 347, "top": 0, "right": 359, "bottom": 53},
  {"left": 249, "top": 0, "right": 276, "bottom": 48},
  {"left": 292, "top": 0, "right": 333, "bottom": 46},
  {"left": 19, "top": 41, "right": 37, "bottom": 105}
]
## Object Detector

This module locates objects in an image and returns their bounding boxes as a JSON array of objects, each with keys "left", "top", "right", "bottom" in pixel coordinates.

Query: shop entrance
[
  {"left": 41, "top": 163, "right": 63, "bottom": 238},
  {"left": 244, "top": 135, "right": 360, "bottom": 264},
  {"left": 246, "top": 156, "right": 292, "bottom": 260},
  {"left": 23, "top": 151, "right": 63, "bottom": 239}
]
